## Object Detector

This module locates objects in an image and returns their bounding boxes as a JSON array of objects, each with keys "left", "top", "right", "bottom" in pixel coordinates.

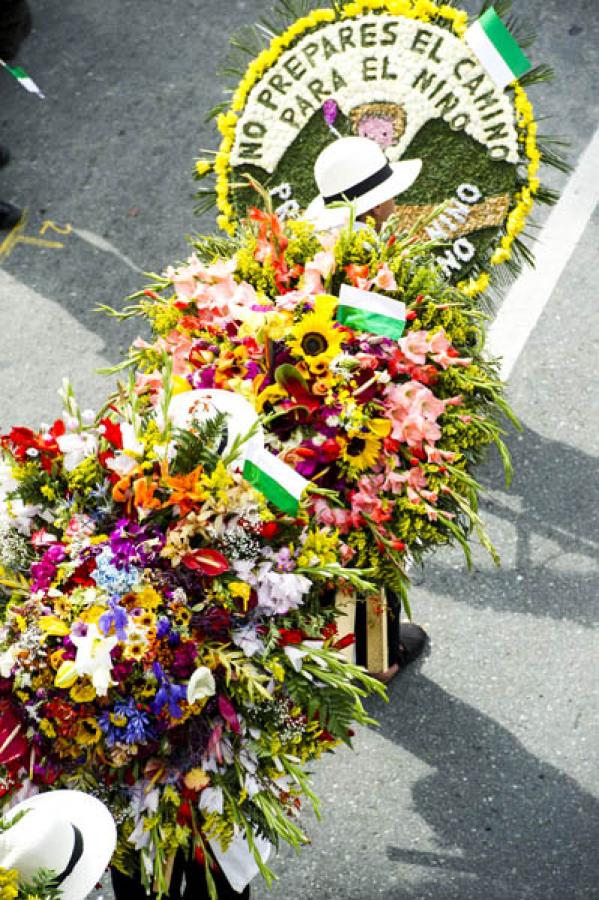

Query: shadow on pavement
[
  {"left": 420, "top": 422, "right": 599, "bottom": 626},
  {"left": 369, "top": 672, "right": 598, "bottom": 900}
]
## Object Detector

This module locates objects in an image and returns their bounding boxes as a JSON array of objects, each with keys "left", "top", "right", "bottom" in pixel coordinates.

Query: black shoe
[
  {"left": 0, "top": 146, "right": 10, "bottom": 168},
  {"left": 397, "top": 623, "right": 428, "bottom": 669},
  {"left": 0, "top": 201, "right": 21, "bottom": 230}
]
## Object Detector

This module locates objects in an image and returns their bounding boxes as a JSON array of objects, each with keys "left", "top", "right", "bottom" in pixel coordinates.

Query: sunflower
[
  {"left": 70, "top": 681, "right": 97, "bottom": 703},
  {"left": 341, "top": 431, "right": 382, "bottom": 472},
  {"left": 73, "top": 717, "right": 102, "bottom": 746},
  {"left": 287, "top": 295, "right": 345, "bottom": 372}
]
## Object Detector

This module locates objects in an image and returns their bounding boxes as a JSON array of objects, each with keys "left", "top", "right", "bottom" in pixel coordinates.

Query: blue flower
[
  {"left": 93, "top": 545, "right": 140, "bottom": 596},
  {"left": 98, "top": 697, "right": 155, "bottom": 746}
]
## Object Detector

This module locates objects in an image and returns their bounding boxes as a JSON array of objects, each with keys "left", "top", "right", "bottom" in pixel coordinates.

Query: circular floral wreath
[{"left": 195, "top": 0, "right": 564, "bottom": 297}]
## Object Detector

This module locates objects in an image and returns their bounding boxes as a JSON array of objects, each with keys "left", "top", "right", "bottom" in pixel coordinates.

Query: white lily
[
  {"left": 187, "top": 666, "right": 216, "bottom": 705},
  {"left": 71, "top": 623, "right": 118, "bottom": 696}
]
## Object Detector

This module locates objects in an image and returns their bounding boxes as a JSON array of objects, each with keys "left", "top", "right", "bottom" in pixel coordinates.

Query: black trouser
[
  {"left": 354, "top": 589, "right": 402, "bottom": 669},
  {"left": 111, "top": 858, "right": 250, "bottom": 900}
]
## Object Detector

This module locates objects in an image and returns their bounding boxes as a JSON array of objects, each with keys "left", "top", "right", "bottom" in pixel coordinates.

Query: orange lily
[
  {"left": 162, "top": 465, "right": 205, "bottom": 513},
  {"left": 133, "top": 476, "right": 162, "bottom": 511}
]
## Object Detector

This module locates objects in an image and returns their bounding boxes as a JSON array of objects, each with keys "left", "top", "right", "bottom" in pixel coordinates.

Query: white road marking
[
  {"left": 72, "top": 227, "right": 145, "bottom": 273},
  {"left": 486, "top": 126, "right": 599, "bottom": 379}
]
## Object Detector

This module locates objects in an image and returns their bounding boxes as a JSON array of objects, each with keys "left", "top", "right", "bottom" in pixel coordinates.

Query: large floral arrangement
[
  {"left": 104, "top": 207, "right": 516, "bottom": 606},
  {"left": 194, "top": 0, "right": 567, "bottom": 295},
  {"left": 0, "top": 378, "right": 381, "bottom": 897}
]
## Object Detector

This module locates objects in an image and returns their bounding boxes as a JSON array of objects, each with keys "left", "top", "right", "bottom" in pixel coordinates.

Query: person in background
[
  {"left": 0, "top": 0, "right": 32, "bottom": 229},
  {"left": 306, "top": 136, "right": 428, "bottom": 683}
]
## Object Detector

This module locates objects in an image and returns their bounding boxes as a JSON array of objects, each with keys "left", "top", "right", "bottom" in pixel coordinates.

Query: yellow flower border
[{"left": 205, "top": 0, "right": 540, "bottom": 298}]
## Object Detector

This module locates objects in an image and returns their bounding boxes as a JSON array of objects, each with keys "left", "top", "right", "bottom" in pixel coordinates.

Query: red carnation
[{"left": 278, "top": 628, "right": 305, "bottom": 646}]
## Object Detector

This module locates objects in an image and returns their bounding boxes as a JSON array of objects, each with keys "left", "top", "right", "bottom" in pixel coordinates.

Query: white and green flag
[
  {"left": 0, "top": 60, "right": 45, "bottom": 98},
  {"left": 243, "top": 446, "right": 309, "bottom": 516},
  {"left": 336, "top": 283, "right": 406, "bottom": 341},
  {"left": 466, "top": 8, "right": 532, "bottom": 91}
]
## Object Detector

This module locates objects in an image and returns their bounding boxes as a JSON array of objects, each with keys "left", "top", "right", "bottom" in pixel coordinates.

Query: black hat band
[
  {"left": 323, "top": 163, "right": 393, "bottom": 205},
  {"left": 55, "top": 824, "right": 84, "bottom": 886}
]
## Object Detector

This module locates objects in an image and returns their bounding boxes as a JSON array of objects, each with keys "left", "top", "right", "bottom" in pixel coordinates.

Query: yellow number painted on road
[
  {"left": 0, "top": 211, "right": 72, "bottom": 260},
  {"left": 39, "top": 219, "right": 73, "bottom": 237}
]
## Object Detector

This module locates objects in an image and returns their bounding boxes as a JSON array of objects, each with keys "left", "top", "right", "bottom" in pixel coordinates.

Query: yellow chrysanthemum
[
  {"left": 287, "top": 295, "right": 344, "bottom": 372},
  {"left": 135, "top": 585, "right": 163, "bottom": 610},
  {"left": 123, "top": 639, "right": 149, "bottom": 662}
]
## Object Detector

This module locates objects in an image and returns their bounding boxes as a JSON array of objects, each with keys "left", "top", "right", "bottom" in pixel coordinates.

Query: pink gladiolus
[
  {"left": 165, "top": 332, "right": 194, "bottom": 376},
  {"left": 399, "top": 330, "right": 429, "bottom": 365},
  {"left": 303, "top": 268, "right": 324, "bottom": 295},
  {"left": 312, "top": 498, "right": 352, "bottom": 529},
  {"left": 134, "top": 371, "right": 164, "bottom": 398},
  {"left": 385, "top": 381, "right": 446, "bottom": 449},
  {"left": 425, "top": 445, "right": 458, "bottom": 464},
  {"left": 373, "top": 263, "right": 397, "bottom": 292},
  {"left": 307, "top": 250, "right": 336, "bottom": 280},
  {"left": 206, "top": 723, "right": 224, "bottom": 765}
]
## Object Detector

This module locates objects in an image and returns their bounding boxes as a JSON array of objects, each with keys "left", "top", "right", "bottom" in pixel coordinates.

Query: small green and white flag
[
  {"left": 336, "top": 283, "right": 406, "bottom": 341},
  {"left": 243, "top": 446, "right": 309, "bottom": 516},
  {"left": 466, "top": 8, "right": 532, "bottom": 91},
  {"left": 0, "top": 59, "right": 45, "bottom": 99}
]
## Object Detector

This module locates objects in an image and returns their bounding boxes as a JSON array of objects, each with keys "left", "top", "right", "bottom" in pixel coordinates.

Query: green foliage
[
  {"left": 189, "top": 232, "right": 242, "bottom": 263},
  {"left": 170, "top": 412, "right": 228, "bottom": 476},
  {"left": 16, "top": 869, "right": 64, "bottom": 900}
]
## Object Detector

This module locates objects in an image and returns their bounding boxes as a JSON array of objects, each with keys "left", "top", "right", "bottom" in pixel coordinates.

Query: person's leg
[
  {"left": 387, "top": 590, "right": 427, "bottom": 670},
  {"left": 182, "top": 859, "right": 250, "bottom": 899},
  {"left": 111, "top": 866, "right": 158, "bottom": 900},
  {"left": 370, "top": 591, "right": 427, "bottom": 683}
]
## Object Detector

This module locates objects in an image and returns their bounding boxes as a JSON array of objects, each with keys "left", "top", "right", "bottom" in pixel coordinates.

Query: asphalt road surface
[{"left": 1, "top": 2, "right": 597, "bottom": 898}]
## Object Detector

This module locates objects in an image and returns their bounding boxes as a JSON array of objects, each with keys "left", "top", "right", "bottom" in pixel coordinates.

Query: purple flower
[
  {"left": 151, "top": 662, "right": 187, "bottom": 719},
  {"left": 109, "top": 520, "right": 165, "bottom": 568},
  {"left": 245, "top": 361, "right": 261, "bottom": 381},
  {"left": 191, "top": 367, "right": 216, "bottom": 389},
  {"left": 30, "top": 543, "right": 67, "bottom": 592},
  {"left": 99, "top": 597, "right": 128, "bottom": 641},
  {"left": 323, "top": 99, "right": 339, "bottom": 127},
  {"left": 171, "top": 641, "right": 197, "bottom": 679},
  {"left": 156, "top": 617, "right": 171, "bottom": 639}
]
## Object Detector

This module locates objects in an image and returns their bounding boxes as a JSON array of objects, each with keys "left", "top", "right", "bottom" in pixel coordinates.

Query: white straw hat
[
  {"left": 168, "top": 389, "right": 263, "bottom": 464},
  {"left": 305, "top": 136, "right": 422, "bottom": 230},
  {"left": 0, "top": 790, "right": 116, "bottom": 900}
]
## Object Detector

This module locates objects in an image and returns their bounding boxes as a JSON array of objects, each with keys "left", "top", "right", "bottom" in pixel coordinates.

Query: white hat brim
[
  {"left": 305, "top": 158, "right": 422, "bottom": 231},
  {"left": 6, "top": 791, "right": 116, "bottom": 900}
]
